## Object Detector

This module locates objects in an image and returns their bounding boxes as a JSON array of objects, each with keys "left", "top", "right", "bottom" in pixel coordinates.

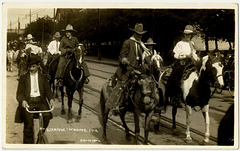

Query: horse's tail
[
  {"left": 99, "top": 84, "right": 107, "bottom": 126},
  {"left": 99, "top": 82, "right": 111, "bottom": 126}
]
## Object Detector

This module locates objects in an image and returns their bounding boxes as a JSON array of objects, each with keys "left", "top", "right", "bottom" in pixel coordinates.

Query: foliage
[{"left": 22, "top": 9, "right": 235, "bottom": 59}]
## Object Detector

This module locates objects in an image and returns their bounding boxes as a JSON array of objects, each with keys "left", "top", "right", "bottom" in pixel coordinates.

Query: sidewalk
[{"left": 85, "top": 55, "right": 119, "bottom": 67}]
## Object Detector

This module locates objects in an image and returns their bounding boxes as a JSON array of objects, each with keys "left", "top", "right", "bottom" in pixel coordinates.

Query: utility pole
[
  {"left": 29, "top": 9, "right": 31, "bottom": 24},
  {"left": 97, "top": 9, "right": 101, "bottom": 60},
  {"left": 18, "top": 16, "right": 20, "bottom": 34},
  {"left": 53, "top": 8, "right": 56, "bottom": 32},
  {"left": 42, "top": 19, "right": 44, "bottom": 44}
]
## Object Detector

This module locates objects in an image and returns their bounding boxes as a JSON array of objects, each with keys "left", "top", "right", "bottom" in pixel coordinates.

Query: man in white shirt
[
  {"left": 25, "top": 34, "right": 42, "bottom": 56},
  {"left": 46, "top": 32, "right": 61, "bottom": 65},
  {"left": 15, "top": 55, "right": 54, "bottom": 143},
  {"left": 47, "top": 32, "right": 61, "bottom": 55}
]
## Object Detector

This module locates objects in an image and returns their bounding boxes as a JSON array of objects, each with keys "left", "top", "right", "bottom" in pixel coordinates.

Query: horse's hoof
[
  {"left": 203, "top": 138, "right": 209, "bottom": 143},
  {"left": 185, "top": 137, "right": 192, "bottom": 143},
  {"left": 67, "top": 119, "right": 73, "bottom": 124},
  {"left": 75, "top": 115, "right": 81, "bottom": 122},
  {"left": 125, "top": 133, "right": 131, "bottom": 141},
  {"left": 61, "top": 109, "right": 66, "bottom": 115}
]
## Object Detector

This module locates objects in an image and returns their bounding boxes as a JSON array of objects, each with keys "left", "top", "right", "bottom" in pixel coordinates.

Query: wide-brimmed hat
[
  {"left": 62, "top": 24, "right": 77, "bottom": 32},
  {"left": 130, "top": 23, "right": 147, "bottom": 34},
  {"left": 145, "top": 38, "right": 157, "bottom": 45},
  {"left": 26, "top": 34, "right": 34, "bottom": 40},
  {"left": 28, "top": 55, "right": 41, "bottom": 66},
  {"left": 54, "top": 32, "right": 61, "bottom": 38},
  {"left": 183, "top": 25, "right": 196, "bottom": 34}
]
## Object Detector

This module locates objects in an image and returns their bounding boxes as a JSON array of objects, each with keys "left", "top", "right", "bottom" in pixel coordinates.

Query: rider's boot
[
  {"left": 56, "top": 78, "right": 63, "bottom": 87},
  {"left": 84, "top": 77, "right": 90, "bottom": 84}
]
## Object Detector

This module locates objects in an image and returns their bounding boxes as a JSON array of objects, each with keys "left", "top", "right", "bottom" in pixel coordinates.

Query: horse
[
  {"left": 100, "top": 53, "right": 163, "bottom": 144},
  {"left": 161, "top": 54, "right": 224, "bottom": 143},
  {"left": 217, "top": 104, "right": 234, "bottom": 145},
  {"left": 44, "top": 53, "right": 61, "bottom": 98},
  {"left": 48, "top": 48, "right": 85, "bottom": 123},
  {"left": 6, "top": 49, "right": 15, "bottom": 72}
]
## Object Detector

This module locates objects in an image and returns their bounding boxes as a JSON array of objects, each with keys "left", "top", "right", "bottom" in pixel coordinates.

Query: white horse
[{"left": 6, "top": 50, "right": 15, "bottom": 72}]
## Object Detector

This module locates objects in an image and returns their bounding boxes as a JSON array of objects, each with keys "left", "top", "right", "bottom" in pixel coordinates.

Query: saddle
[{"left": 106, "top": 70, "right": 141, "bottom": 109}]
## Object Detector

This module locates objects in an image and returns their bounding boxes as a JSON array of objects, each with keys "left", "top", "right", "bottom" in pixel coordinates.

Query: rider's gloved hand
[
  {"left": 22, "top": 100, "right": 29, "bottom": 109},
  {"left": 122, "top": 57, "right": 130, "bottom": 65},
  {"left": 49, "top": 99, "right": 54, "bottom": 108}
]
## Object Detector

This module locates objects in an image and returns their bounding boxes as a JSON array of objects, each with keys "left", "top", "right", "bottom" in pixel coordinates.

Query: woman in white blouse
[{"left": 166, "top": 25, "right": 200, "bottom": 105}]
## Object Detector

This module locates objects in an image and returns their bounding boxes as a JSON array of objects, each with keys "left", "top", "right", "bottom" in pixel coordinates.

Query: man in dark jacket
[
  {"left": 15, "top": 55, "right": 54, "bottom": 144},
  {"left": 107, "top": 23, "right": 149, "bottom": 115}
]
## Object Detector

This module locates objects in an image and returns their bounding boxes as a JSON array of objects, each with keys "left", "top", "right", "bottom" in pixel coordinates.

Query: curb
[{"left": 85, "top": 58, "right": 119, "bottom": 67}]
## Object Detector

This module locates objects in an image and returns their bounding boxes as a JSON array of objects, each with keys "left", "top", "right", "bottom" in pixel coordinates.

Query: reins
[{"left": 70, "top": 69, "right": 83, "bottom": 90}]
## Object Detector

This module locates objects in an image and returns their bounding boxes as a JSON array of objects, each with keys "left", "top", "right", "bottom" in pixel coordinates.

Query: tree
[{"left": 24, "top": 16, "right": 54, "bottom": 44}]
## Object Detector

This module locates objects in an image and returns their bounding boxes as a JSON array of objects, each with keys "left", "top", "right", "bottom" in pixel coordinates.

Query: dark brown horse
[
  {"left": 48, "top": 50, "right": 85, "bottom": 123},
  {"left": 100, "top": 54, "right": 163, "bottom": 144}
]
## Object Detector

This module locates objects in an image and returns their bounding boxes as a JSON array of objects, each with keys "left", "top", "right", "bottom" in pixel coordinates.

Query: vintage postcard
[{"left": 1, "top": 1, "right": 239, "bottom": 150}]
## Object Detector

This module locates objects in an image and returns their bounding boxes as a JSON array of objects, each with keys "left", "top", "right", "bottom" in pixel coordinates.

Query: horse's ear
[{"left": 208, "top": 52, "right": 213, "bottom": 60}]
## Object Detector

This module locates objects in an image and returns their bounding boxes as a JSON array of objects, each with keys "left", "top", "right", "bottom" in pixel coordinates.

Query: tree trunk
[
  {"left": 205, "top": 35, "right": 209, "bottom": 52},
  {"left": 215, "top": 37, "right": 218, "bottom": 50},
  {"left": 228, "top": 40, "right": 232, "bottom": 50}
]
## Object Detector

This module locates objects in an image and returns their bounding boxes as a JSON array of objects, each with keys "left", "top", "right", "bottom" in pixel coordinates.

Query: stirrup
[{"left": 84, "top": 77, "right": 90, "bottom": 84}]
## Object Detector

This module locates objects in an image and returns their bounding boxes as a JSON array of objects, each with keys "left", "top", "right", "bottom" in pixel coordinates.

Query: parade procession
[{"left": 2, "top": 3, "right": 238, "bottom": 150}]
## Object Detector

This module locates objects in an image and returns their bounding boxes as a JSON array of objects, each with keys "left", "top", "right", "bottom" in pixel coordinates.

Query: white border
[{"left": 1, "top": 1, "right": 239, "bottom": 150}]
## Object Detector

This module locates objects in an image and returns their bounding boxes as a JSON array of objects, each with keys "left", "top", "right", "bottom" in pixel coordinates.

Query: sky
[{"left": 6, "top": 8, "right": 54, "bottom": 29}]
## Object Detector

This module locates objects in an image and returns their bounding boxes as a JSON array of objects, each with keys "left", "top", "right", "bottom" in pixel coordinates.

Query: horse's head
[
  {"left": 138, "top": 75, "right": 158, "bottom": 110},
  {"left": 74, "top": 45, "right": 84, "bottom": 69},
  {"left": 200, "top": 54, "right": 224, "bottom": 87},
  {"left": 151, "top": 53, "right": 163, "bottom": 70}
]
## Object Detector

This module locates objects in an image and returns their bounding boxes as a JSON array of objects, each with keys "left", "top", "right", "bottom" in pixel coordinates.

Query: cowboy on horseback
[
  {"left": 165, "top": 25, "right": 200, "bottom": 107},
  {"left": 107, "top": 23, "right": 160, "bottom": 115},
  {"left": 143, "top": 38, "right": 166, "bottom": 112},
  {"left": 45, "top": 32, "right": 62, "bottom": 66},
  {"left": 55, "top": 24, "right": 90, "bottom": 87}
]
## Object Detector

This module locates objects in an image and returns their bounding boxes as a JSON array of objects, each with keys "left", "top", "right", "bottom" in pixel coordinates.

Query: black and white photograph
[{"left": 1, "top": 1, "right": 238, "bottom": 150}]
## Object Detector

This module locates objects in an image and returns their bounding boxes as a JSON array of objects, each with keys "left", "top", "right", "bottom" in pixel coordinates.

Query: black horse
[
  {"left": 217, "top": 104, "right": 234, "bottom": 146},
  {"left": 100, "top": 54, "right": 163, "bottom": 144},
  {"left": 48, "top": 50, "right": 85, "bottom": 123}
]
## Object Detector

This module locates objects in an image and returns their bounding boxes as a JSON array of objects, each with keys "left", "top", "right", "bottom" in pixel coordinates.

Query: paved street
[{"left": 3, "top": 58, "right": 235, "bottom": 147}]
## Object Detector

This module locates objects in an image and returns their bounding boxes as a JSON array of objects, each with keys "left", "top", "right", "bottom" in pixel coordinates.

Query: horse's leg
[
  {"left": 66, "top": 88, "right": 74, "bottom": 123},
  {"left": 60, "top": 86, "right": 66, "bottom": 115},
  {"left": 154, "top": 111, "right": 161, "bottom": 132},
  {"left": 202, "top": 104, "right": 210, "bottom": 143},
  {"left": 100, "top": 88, "right": 110, "bottom": 143},
  {"left": 119, "top": 111, "right": 131, "bottom": 141},
  {"left": 172, "top": 105, "right": 178, "bottom": 129},
  {"left": 185, "top": 105, "right": 192, "bottom": 142},
  {"left": 144, "top": 111, "right": 155, "bottom": 144},
  {"left": 133, "top": 108, "right": 141, "bottom": 144},
  {"left": 76, "top": 87, "right": 84, "bottom": 122}
]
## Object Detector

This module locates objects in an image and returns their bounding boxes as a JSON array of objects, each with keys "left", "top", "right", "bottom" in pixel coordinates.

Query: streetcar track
[
  {"left": 89, "top": 67, "right": 115, "bottom": 75},
  {"left": 68, "top": 85, "right": 218, "bottom": 143}
]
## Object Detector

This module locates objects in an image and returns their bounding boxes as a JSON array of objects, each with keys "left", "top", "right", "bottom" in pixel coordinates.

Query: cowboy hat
[
  {"left": 62, "top": 24, "right": 77, "bottom": 32},
  {"left": 130, "top": 23, "right": 147, "bottom": 34},
  {"left": 26, "top": 34, "right": 34, "bottom": 40},
  {"left": 54, "top": 32, "right": 61, "bottom": 38},
  {"left": 28, "top": 55, "right": 41, "bottom": 66},
  {"left": 145, "top": 38, "right": 157, "bottom": 45},
  {"left": 183, "top": 25, "right": 196, "bottom": 34}
]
